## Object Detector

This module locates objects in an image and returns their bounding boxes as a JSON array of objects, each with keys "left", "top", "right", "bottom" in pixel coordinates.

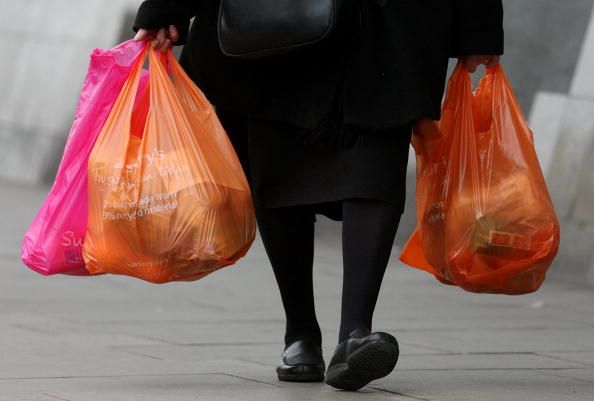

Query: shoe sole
[
  {"left": 277, "top": 365, "right": 325, "bottom": 382},
  {"left": 325, "top": 340, "right": 399, "bottom": 391},
  {"left": 278, "top": 373, "right": 325, "bottom": 382}
]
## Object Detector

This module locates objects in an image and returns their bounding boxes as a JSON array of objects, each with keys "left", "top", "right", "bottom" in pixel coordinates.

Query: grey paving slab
[
  {"left": 374, "top": 369, "right": 594, "bottom": 401},
  {"left": 0, "top": 324, "right": 164, "bottom": 349},
  {"left": 394, "top": 327, "right": 594, "bottom": 354},
  {"left": 536, "top": 352, "right": 594, "bottom": 368},
  {"left": 396, "top": 353, "right": 587, "bottom": 371},
  {"left": 537, "top": 368, "right": 594, "bottom": 385},
  {"left": 0, "top": 376, "right": 404, "bottom": 401},
  {"left": 0, "top": 373, "right": 277, "bottom": 401}
]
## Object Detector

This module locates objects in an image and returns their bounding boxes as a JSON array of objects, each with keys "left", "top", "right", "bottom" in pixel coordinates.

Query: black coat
[{"left": 134, "top": 0, "right": 503, "bottom": 131}]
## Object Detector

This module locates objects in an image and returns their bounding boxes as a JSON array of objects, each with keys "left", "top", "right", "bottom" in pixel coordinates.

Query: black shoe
[
  {"left": 325, "top": 327, "right": 399, "bottom": 391},
  {"left": 276, "top": 339, "right": 326, "bottom": 382}
]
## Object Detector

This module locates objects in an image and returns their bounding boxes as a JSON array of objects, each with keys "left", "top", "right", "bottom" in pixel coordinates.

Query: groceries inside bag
[
  {"left": 400, "top": 63, "right": 560, "bottom": 295},
  {"left": 83, "top": 46, "right": 256, "bottom": 283}
]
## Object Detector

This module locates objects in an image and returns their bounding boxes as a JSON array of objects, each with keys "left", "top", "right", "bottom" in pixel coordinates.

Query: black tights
[{"left": 255, "top": 199, "right": 402, "bottom": 347}]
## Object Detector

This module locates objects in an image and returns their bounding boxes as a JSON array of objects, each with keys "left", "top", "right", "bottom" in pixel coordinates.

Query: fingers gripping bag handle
[
  {"left": 400, "top": 62, "right": 560, "bottom": 295},
  {"left": 21, "top": 40, "right": 148, "bottom": 276},
  {"left": 83, "top": 46, "right": 256, "bottom": 284}
]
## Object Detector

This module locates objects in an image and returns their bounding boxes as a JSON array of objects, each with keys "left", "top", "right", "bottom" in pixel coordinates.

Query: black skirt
[{"left": 217, "top": 104, "right": 413, "bottom": 222}]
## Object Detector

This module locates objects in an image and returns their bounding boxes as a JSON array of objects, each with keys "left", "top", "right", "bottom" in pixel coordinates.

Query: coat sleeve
[
  {"left": 450, "top": 0, "right": 504, "bottom": 57},
  {"left": 132, "top": 0, "right": 197, "bottom": 45}
]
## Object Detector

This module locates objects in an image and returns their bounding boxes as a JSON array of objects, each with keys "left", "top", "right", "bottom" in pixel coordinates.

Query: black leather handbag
[{"left": 217, "top": 0, "right": 362, "bottom": 58}]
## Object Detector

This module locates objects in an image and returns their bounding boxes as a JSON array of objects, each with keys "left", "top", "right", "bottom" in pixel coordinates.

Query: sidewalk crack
[
  {"left": 215, "top": 372, "right": 280, "bottom": 387},
  {"left": 369, "top": 386, "right": 432, "bottom": 400},
  {"left": 41, "top": 393, "right": 73, "bottom": 401}
]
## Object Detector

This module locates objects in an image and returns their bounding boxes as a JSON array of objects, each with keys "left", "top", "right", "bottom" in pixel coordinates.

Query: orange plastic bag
[
  {"left": 83, "top": 45, "right": 256, "bottom": 283},
  {"left": 400, "top": 63, "right": 560, "bottom": 294}
]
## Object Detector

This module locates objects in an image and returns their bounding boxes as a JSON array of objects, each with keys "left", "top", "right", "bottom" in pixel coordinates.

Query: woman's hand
[
  {"left": 134, "top": 25, "right": 179, "bottom": 52},
  {"left": 461, "top": 55, "right": 500, "bottom": 73}
]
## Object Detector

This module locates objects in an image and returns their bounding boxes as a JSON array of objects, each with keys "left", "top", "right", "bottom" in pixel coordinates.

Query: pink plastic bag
[{"left": 22, "top": 40, "right": 148, "bottom": 275}]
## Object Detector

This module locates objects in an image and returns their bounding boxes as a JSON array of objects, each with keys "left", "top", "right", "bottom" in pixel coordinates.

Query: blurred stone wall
[
  {"left": 1, "top": 0, "right": 593, "bottom": 185},
  {"left": 501, "top": 0, "right": 594, "bottom": 111},
  {"left": 528, "top": 4, "right": 594, "bottom": 286},
  {"left": 0, "top": 0, "right": 140, "bottom": 184}
]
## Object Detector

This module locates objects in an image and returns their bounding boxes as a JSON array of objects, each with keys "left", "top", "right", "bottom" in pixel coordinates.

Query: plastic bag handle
[
  {"left": 93, "top": 43, "right": 148, "bottom": 144},
  {"left": 448, "top": 61, "right": 504, "bottom": 137},
  {"left": 165, "top": 50, "right": 213, "bottom": 117}
]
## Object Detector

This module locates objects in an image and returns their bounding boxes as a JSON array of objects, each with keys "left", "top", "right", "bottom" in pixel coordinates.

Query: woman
[{"left": 133, "top": 0, "right": 503, "bottom": 391}]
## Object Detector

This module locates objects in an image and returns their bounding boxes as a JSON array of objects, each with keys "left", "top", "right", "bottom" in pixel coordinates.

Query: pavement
[{"left": 1, "top": 182, "right": 594, "bottom": 401}]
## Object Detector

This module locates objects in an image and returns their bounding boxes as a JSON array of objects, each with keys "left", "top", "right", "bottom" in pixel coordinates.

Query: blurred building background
[{"left": 1, "top": 1, "right": 593, "bottom": 287}]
